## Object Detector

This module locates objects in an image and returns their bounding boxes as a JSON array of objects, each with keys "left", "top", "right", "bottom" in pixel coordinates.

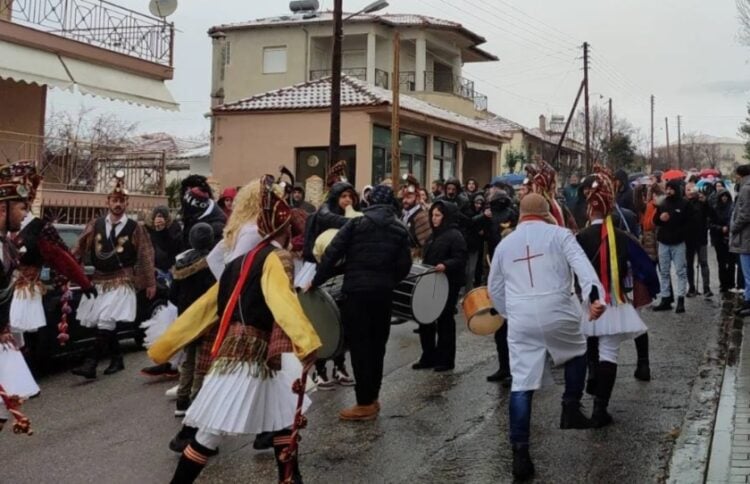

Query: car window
[{"left": 57, "top": 229, "right": 83, "bottom": 250}]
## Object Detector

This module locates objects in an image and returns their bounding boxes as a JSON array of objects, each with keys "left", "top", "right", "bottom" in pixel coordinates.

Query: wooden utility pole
[
  {"left": 608, "top": 98, "right": 613, "bottom": 144},
  {"left": 390, "top": 31, "right": 401, "bottom": 192},
  {"left": 650, "top": 95, "right": 654, "bottom": 172},
  {"left": 677, "top": 115, "right": 682, "bottom": 170},
  {"left": 552, "top": 80, "right": 585, "bottom": 170},
  {"left": 583, "top": 42, "right": 591, "bottom": 171},
  {"left": 665, "top": 117, "right": 671, "bottom": 166},
  {"left": 328, "top": 0, "right": 343, "bottom": 166}
]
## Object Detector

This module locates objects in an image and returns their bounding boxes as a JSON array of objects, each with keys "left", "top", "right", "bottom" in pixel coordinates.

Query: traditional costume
[
  {"left": 576, "top": 166, "right": 648, "bottom": 427},
  {"left": 0, "top": 161, "right": 94, "bottom": 334},
  {"left": 487, "top": 193, "right": 604, "bottom": 480},
  {"left": 525, "top": 159, "right": 578, "bottom": 230},
  {"left": 170, "top": 176, "right": 321, "bottom": 484},
  {"left": 0, "top": 174, "right": 39, "bottom": 435},
  {"left": 72, "top": 174, "right": 156, "bottom": 378}
]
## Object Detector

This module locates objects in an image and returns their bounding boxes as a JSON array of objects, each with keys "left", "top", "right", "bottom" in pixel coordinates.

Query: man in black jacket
[
  {"left": 614, "top": 169, "right": 635, "bottom": 212},
  {"left": 179, "top": 175, "right": 226, "bottom": 251},
  {"left": 311, "top": 185, "right": 411, "bottom": 421},
  {"left": 436, "top": 177, "right": 475, "bottom": 291},
  {"left": 653, "top": 180, "right": 691, "bottom": 313},
  {"left": 685, "top": 183, "right": 712, "bottom": 297}
]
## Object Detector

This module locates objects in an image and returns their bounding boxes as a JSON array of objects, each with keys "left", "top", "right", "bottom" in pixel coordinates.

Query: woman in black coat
[
  {"left": 413, "top": 201, "right": 468, "bottom": 372},
  {"left": 710, "top": 190, "right": 735, "bottom": 292}
]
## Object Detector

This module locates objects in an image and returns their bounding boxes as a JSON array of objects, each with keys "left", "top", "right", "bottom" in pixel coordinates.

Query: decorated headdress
[
  {"left": 402, "top": 173, "right": 420, "bottom": 194},
  {"left": 326, "top": 160, "right": 348, "bottom": 188},
  {"left": 258, "top": 175, "right": 292, "bottom": 239},
  {"left": 526, "top": 159, "right": 557, "bottom": 195},
  {"left": 0, "top": 160, "right": 42, "bottom": 203},
  {"left": 108, "top": 170, "right": 128, "bottom": 198},
  {"left": 585, "top": 164, "right": 616, "bottom": 218}
]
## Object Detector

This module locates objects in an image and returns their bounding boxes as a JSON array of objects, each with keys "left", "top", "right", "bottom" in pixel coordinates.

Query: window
[
  {"left": 296, "top": 146, "right": 357, "bottom": 188},
  {"left": 372, "top": 126, "right": 426, "bottom": 185},
  {"left": 263, "top": 46, "right": 287, "bottom": 74},
  {"left": 433, "top": 139, "right": 457, "bottom": 181}
]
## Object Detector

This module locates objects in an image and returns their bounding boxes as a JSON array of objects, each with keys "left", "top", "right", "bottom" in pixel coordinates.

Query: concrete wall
[
  {"left": 0, "top": 78, "right": 46, "bottom": 162},
  {"left": 409, "top": 92, "right": 485, "bottom": 119}
]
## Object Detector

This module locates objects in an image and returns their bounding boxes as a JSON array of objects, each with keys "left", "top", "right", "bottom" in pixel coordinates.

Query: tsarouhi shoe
[
  {"left": 560, "top": 401, "right": 592, "bottom": 429},
  {"left": 339, "top": 403, "right": 379, "bottom": 421},
  {"left": 511, "top": 444, "right": 535, "bottom": 481}
]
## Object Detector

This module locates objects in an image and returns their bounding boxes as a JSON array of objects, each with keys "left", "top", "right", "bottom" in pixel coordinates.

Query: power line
[{"left": 481, "top": 0, "right": 583, "bottom": 46}]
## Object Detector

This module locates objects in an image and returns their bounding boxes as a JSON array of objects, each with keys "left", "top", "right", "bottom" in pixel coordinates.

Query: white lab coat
[{"left": 488, "top": 221, "right": 604, "bottom": 392}]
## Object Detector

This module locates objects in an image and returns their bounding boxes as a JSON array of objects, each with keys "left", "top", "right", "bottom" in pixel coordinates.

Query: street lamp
[{"left": 329, "top": 0, "right": 389, "bottom": 169}]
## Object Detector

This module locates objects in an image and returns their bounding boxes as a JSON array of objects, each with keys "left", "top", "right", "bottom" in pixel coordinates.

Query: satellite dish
[{"left": 149, "top": 0, "right": 177, "bottom": 18}]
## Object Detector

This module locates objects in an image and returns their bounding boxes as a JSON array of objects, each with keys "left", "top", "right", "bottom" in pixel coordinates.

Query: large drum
[
  {"left": 462, "top": 286, "right": 504, "bottom": 335},
  {"left": 297, "top": 288, "right": 344, "bottom": 360},
  {"left": 392, "top": 264, "right": 450, "bottom": 324}
]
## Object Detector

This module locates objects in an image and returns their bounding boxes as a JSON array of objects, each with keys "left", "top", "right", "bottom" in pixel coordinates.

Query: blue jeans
[
  {"left": 508, "top": 355, "right": 587, "bottom": 445},
  {"left": 658, "top": 242, "right": 688, "bottom": 298},
  {"left": 740, "top": 254, "right": 750, "bottom": 301}
]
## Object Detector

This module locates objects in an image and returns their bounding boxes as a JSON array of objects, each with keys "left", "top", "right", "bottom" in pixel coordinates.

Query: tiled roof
[
  {"left": 215, "top": 76, "right": 508, "bottom": 140},
  {"left": 479, "top": 115, "right": 525, "bottom": 133}
]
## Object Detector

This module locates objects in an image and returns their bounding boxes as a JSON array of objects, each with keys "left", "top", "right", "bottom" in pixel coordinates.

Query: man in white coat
[{"left": 488, "top": 193, "right": 606, "bottom": 481}]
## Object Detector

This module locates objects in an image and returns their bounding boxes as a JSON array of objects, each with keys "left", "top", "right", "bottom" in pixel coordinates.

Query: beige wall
[
  {"left": 212, "top": 110, "right": 374, "bottom": 191},
  {"left": 409, "top": 92, "right": 486, "bottom": 119},
  {"left": 0, "top": 78, "right": 46, "bottom": 162}
]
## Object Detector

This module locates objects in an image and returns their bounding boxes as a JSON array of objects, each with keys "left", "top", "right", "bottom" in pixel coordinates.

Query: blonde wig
[{"left": 223, "top": 179, "right": 262, "bottom": 251}]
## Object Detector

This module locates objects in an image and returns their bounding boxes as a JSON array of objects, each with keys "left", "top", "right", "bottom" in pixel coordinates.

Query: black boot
[
  {"left": 103, "top": 330, "right": 124, "bottom": 375},
  {"left": 675, "top": 297, "right": 685, "bottom": 314},
  {"left": 736, "top": 301, "right": 750, "bottom": 316},
  {"left": 253, "top": 431, "right": 275, "bottom": 450},
  {"left": 591, "top": 398, "right": 614, "bottom": 428},
  {"left": 486, "top": 368, "right": 510, "bottom": 382},
  {"left": 103, "top": 356, "right": 124, "bottom": 375},
  {"left": 586, "top": 337, "right": 599, "bottom": 396},
  {"left": 273, "top": 431, "right": 302, "bottom": 484},
  {"left": 634, "top": 359, "right": 651, "bottom": 381},
  {"left": 560, "top": 401, "right": 592, "bottom": 429},
  {"left": 591, "top": 361, "right": 617, "bottom": 428},
  {"left": 652, "top": 298, "right": 672, "bottom": 311},
  {"left": 170, "top": 441, "right": 216, "bottom": 484},
  {"left": 169, "top": 425, "right": 198, "bottom": 453},
  {"left": 71, "top": 357, "right": 97, "bottom": 379},
  {"left": 511, "top": 444, "right": 535, "bottom": 481}
]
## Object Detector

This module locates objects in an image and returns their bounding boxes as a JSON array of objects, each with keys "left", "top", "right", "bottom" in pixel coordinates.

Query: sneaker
[
  {"left": 165, "top": 385, "right": 179, "bottom": 399},
  {"left": 333, "top": 367, "right": 355, "bottom": 386},
  {"left": 311, "top": 370, "right": 335, "bottom": 391},
  {"left": 175, "top": 397, "right": 190, "bottom": 417}
]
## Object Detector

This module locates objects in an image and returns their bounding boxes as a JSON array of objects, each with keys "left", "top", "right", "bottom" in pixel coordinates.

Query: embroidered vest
[{"left": 91, "top": 218, "right": 138, "bottom": 272}]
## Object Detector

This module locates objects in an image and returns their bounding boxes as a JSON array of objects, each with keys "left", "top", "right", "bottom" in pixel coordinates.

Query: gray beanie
[{"left": 189, "top": 222, "right": 215, "bottom": 253}]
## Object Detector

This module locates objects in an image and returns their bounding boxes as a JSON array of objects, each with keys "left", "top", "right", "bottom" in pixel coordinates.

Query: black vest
[
  {"left": 16, "top": 217, "right": 44, "bottom": 266},
  {"left": 217, "top": 244, "right": 276, "bottom": 332},
  {"left": 91, "top": 217, "right": 138, "bottom": 272}
]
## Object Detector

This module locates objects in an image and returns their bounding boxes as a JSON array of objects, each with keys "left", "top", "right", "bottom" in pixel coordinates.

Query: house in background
[
  {"left": 208, "top": 9, "right": 504, "bottom": 190},
  {"left": 654, "top": 134, "right": 745, "bottom": 175},
  {"left": 0, "top": 0, "right": 177, "bottom": 222}
]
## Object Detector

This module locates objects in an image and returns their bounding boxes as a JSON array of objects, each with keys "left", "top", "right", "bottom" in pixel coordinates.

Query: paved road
[{"left": 4, "top": 285, "right": 724, "bottom": 483}]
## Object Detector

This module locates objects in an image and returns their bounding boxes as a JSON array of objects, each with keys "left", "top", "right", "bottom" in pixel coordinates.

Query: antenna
[{"left": 149, "top": 0, "right": 178, "bottom": 18}]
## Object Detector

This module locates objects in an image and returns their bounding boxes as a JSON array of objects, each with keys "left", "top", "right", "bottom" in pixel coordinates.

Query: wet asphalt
[{"left": 2, "top": 281, "right": 726, "bottom": 483}]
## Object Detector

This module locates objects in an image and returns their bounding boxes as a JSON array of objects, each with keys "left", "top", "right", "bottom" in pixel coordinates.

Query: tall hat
[
  {"left": 526, "top": 159, "right": 557, "bottom": 195},
  {"left": 326, "top": 160, "right": 348, "bottom": 188},
  {"left": 108, "top": 170, "right": 128, "bottom": 198},
  {"left": 0, "top": 160, "right": 42, "bottom": 203},
  {"left": 258, "top": 174, "right": 292, "bottom": 239},
  {"left": 401, "top": 173, "right": 420, "bottom": 194},
  {"left": 585, "top": 164, "right": 616, "bottom": 217}
]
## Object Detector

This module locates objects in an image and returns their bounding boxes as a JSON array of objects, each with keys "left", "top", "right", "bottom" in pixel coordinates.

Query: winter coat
[
  {"left": 423, "top": 201, "right": 468, "bottom": 288},
  {"left": 614, "top": 169, "right": 635, "bottom": 212},
  {"left": 182, "top": 203, "right": 226, "bottom": 251},
  {"left": 291, "top": 183, "right": 316, "bottom": 214},
  {"left": 685, "top": 196, "right": 710, "bottom": 247},
  {"left": 302, "top": 182, "right": 354, "bottom": 263},
  {"left": 653, "top": 186, "right": 691, "bottom": 246},
  {"left": 312, "top": 204, "right": 412, "bottom": 295},
  {"left": 483, "top": 191, "right": 518, "bottom": 257},
  {"left": 147, "top": 219, "right": 183, "bottom": 272},
  {"left": 613, "top": 205, "right": 640, "bottom": 238},
  {"left": 731, "top": 175, "right": 750, "bottom": 254},
  {"left": 169, "top": 250, "right": 216, "bottom": 315},
  {"left": 709, "top": 191, "right": 733, "bottom": 246},
  {"left": 435, "top": 177, "right": 474, "bottom": 237}
]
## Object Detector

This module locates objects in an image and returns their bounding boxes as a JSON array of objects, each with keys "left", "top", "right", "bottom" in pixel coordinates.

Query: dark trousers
[
  {"left": 474, "top": 245, "right": 485, "bottom": 286},
  {"left": 686, "top": 242, "right": 710, "bottom": 291},
  {"left": 418, "top": 289, "right": 459, "bottom": 366},
  {"left": 715, "top": 240, "right": 735, "bottom": 290},
  {"left": 342, "top": 291, "right": 392, "bottom": 405},
  {"left": 494, "top": 323, "right": 510, "bottom": 372}
]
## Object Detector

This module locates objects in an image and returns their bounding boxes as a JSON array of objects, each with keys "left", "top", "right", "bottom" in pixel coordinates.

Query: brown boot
[{"left": 339, "top": 403, "right": 379, "bottom": 421}]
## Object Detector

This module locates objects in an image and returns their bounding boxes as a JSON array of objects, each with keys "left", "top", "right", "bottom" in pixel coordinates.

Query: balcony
[
  {"left": 425, "top": 71, "right": 488, "bottom": 111},
  {"left": 0, "top": 0, "right": 174, "bottom": 66},
  {"left": 309, "top": 67, "right": 389, "bottom": 89}
]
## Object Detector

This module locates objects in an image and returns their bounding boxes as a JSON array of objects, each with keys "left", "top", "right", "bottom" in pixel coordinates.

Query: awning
[
  {"left": 465, "top": 140, "right": 501, "bottom": 153},
  {"left": 61, "top": 56, "right": 178, "bottom": 111},
  {"left": 0, "top": 40, "right": 73, "bottom": 91}
]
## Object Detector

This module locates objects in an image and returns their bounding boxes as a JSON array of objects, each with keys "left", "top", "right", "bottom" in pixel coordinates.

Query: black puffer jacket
[
  {"left": 483, "top": 190, "right": 518, "bottom": 257},
  {"left": 709, "top": 190, "right": 733, "bottom": 246},
  {"left": 685, "top": 196, "right": 710, "bottom": 246},
  {"left": 312, "top": 204, "right": 411, "bottom": 294},
  {"left": 654, "top": 181, "right": 692, "bottom": 245},
  {"left": 182, "top": 203, "right": 226, "bottom": 251},
  {"left": 423, "top": 201, "right": 468, "bottom": 287},
  {"left": 615, "top": 169, "right": 635, "bottom": 212},
  {"left": 435, "top": 177, "right": 474, "bottom": 238},
  {"left": 302, "top": 182, "right": 355, "bottom": 263}
]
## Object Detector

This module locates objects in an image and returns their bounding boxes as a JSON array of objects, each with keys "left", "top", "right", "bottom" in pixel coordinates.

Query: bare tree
[{"left": 739, "top": 0, "right": 750, "bottom": 46}]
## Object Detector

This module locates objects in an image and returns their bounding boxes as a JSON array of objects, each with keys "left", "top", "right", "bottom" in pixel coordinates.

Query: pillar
[
  {"left": 366, "top": 32, "right": 376, "bottom": 86},
  {"left": 415, "top": 37, "right": 427, "bottom": 91}
]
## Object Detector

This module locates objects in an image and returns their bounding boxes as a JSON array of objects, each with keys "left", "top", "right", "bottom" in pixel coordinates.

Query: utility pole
[
  {"left": 608, "top": 97, "right": 613, "bottom": 144},
  {"left": 391, "top": 31, "right": 401, "bottom": 192},
  {"left": 650, "top": 95, "right": 654, "bottom": 172},
  {"left": 677, "top": 115, "right": 682, "bottom": 170},
  {"left": 583, "top": 42, "right": 591, "bottom": 171},
  {"left": 665, "top": 117, "right": 671, "bottom": 167},
  {"left": 328, "top": 0, "right": 343, "bottom": 166}
]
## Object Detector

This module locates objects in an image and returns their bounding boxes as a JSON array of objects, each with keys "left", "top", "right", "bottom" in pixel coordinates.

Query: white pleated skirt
[
  {"left": 581, "top": 302, "right": 648, "bottom": 339},
  {"left": 0, "top": 344, "right": 40, "bottom": 398},
  {"left": 77, "top": 285, "right": 137, "bottom": 327},
  {"left": 10, "top": 289, "right": 47, "bottom": 332},
  {"left": 184, "top": 353, "right": 310, "bottom": 436}
]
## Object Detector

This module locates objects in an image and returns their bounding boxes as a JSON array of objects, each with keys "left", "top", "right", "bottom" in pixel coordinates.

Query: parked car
[{"left": 22, "top": 223, "right": 169, "bottom": 372}]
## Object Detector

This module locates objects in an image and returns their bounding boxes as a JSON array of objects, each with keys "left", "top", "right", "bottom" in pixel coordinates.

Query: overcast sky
[{"left": 48, "top": 0, "right": 750, "bottom": 147}]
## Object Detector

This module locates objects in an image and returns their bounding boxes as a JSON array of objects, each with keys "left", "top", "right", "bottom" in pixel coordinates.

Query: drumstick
[{"left": 403, "top": 269, "right": 440, "bottom": 281}]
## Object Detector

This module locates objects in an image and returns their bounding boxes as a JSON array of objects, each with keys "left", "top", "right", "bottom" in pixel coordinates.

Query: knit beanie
[
  {"left": 370, "top": 185, "right": 394, "bottom": 206},
  {"left": 189, "top": 222, "right": 215, "bottom": 254},
  {"left": 152, "top": 205, "right": 170, "bottom": 221},
  {"left": 519, "top": 193, "right": 556, "bottom": 224}
]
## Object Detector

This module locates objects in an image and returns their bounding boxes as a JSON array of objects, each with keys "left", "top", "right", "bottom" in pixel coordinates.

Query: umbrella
[
  {"left": 494, "top": 174, "right": 526, "bottom": 186},
  {"left": 628, "top": 172, "right": 645, "bottom": 183},
  {"left": 699, "top": 168, "right": 721, "bottom": 178},
  {"left": 662, "top": 169, "right": 686, "bottom": 181}
]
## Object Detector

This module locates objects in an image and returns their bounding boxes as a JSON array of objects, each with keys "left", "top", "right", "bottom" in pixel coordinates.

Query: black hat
[{"left": 189, "top": 222, "right": 215, "bottom": 253}]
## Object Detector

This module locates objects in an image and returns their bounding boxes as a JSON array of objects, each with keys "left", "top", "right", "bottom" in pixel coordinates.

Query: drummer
[
  {"left": 310, "top": 185, "right": 411, "bottom": 421},
  {"left": 413, "top": 201, "right": 467, "bottom": 372}
]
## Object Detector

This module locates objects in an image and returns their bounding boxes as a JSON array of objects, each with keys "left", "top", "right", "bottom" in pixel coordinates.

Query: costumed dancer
[
  {"left": 0, "top": 174, "right": 40, "bottom": 435},
  {"left": 72, "top": 173, "right": 157, "bottom": 379},
  {"left": 525, "top": 159, "right": 578, "bottom": 230},
  {"left": 576, "top": 167, "right": 648, "bottom": 428},
  {"left": 170, "top": 176, "right": 321, "bottom": 484},
  {"left": 0, "top": 162, "right": 96, "bottom": 336},
  {"left": 487, "top": 193, "right": 605, "bottom": 481}
]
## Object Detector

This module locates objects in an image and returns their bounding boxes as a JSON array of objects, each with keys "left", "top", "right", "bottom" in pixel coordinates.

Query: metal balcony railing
[
  {"left": 399, "top": 71, "right": 416, "bottom": 92},
  {"left": 424, "top": 71, "right": 488, "bottom": 111},
  {"left": 374, "top": 68, "right": 389, "bottom": 89},
  {"left": 310, "top": 67, "right": 367, "bottom": 81},
  {"left": 0, "top": 0, "right": 174, "bottom": 66}
]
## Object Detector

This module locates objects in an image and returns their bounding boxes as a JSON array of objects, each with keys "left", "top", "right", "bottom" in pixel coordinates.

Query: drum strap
[{"left": 210, "top": 242, "right": 269, "bottom": 358}]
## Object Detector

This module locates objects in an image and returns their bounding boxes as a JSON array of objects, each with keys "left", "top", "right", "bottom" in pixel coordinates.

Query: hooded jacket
[
  {"left": 302, "top": 182, "right": 355, "bottom": 262},
  {"left": 290, "top": 183, "right": 316, "bottom": 214},
  {"left": 482, "top": 190, "right": 518, "bottom": 257},
  {"left": 423, "top": 201, "right": 468, "bottom": 287},
  {"left": 710, "top": 190, "right": 733, "bottom": 246},
  {"left": 435, "top": 177, "right": 474, "bottom": 238},
  {"left": 312, "top": 204, "right": 411, "bottom": 294},
  {"left": 614, "top": 169, "right": 635, "bottom": 212},
  {"left": 147, "top": 206, "right": 183, "bottom": 271},
  {"left": 685, "top": 193, "right": 710, "bottom": 246},
  {"left": 653, "top": 180, "right": 691, "bottom": 245},
  {"left": 731, "top": 175, "right": 750, "bottom": 254}
]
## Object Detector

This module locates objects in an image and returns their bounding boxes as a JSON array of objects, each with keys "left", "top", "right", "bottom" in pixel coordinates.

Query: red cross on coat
[{"left": 513, "top": 245, "right": 544, "bottom": 287}]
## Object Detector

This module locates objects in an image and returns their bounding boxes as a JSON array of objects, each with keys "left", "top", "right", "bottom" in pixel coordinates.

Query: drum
[
  {"left": 319, "top": 275, "right": 345, "bottom": 303},
  {"left": 297, "top": 288, "right": 344, "bottom": 360},
  {"left": 392, "top": 264, "right": 449, "bottom": 324},
  {"left": 462, "top": 286, "right": 504, "bottom": 336}
]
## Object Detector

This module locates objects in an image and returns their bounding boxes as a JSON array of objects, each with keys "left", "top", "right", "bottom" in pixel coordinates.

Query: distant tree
[
  {"left": 738, "top": 0, "right": 750, "bottom": 46},
  {"left": 602, "top": 132, "right": 637, "bottom": 171},
  {"left": 165, "top": 178, "right": 182, "bottom": 209},
  {"left": 739, "top": 104, "right": 750, "bottom": 161},
  {"left": 505, "top": 148, "right": 527, "bottom": 174}
]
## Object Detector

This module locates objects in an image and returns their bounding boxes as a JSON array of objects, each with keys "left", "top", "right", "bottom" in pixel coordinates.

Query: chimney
[{"left": 539, "top": 115, "right": 546, "bottom": 133}]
